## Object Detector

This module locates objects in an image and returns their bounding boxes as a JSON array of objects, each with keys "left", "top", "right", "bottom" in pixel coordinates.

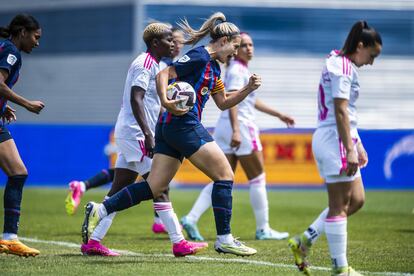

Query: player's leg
[
  {"left": 188, "top": 141, "right": 256, "bottom": 256},
  {"left": 66, "top": 169, "right": 115, "bottom": 216},
  {"left": 0, "top": 134, "right": 39, "bottom": 257},
  {"left": 181, "top": 154, "right": 237, "bottom": 241},
  {"left": 238, "top": 150, "right": 289, "bottom": 240}
]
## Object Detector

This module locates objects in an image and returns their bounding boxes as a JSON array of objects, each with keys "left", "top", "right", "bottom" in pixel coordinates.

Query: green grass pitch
[{"left": 0, "top": 188, "right": 413, "bottom": 275}]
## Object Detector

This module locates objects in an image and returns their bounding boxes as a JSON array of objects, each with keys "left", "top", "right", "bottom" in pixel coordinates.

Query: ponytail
[
  {"left": 178, "top": 12, "right": 240, "bottom": 45},
  {"left": 0, "top": 26, "right": 11, "bottom": 38},
  {"left": 341, "top": 20, "right": 382, "bottom": 56}
]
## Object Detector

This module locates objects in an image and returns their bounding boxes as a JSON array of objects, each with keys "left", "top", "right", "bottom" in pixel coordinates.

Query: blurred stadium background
[{"left": 0, "top": 0, "right": 412, "bottom": 189}]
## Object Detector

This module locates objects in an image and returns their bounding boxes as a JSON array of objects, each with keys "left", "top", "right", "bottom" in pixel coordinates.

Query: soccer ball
[{"left": 166, "top": 81, "right": 196, "bottom": 110}]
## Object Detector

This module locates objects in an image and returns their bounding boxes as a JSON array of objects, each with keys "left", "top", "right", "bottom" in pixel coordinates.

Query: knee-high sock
[
  {"left": 212, "top": 180, "right": 233, "bottom": 236},
  {"left": 3, "top": 175, "right": 27, "bottom": 237},
  {"left": 91, "top": 196, "right": 116, "bottom": 242},
  {"left": 186, "top": 182, "right": 213, "bottom": 224},
  {"left": 325, "top": 216, "right": 348, "bottom": 269},
  {"left": 85, "top": 168, "right": 115, "bottom": 190},
  {"left": 304, "top": 207, "right": 329, "bottom": 245},
  {"left": 102, "top": 180, "right": 153, "bottom": 214},
  {"left": 154, "top": 202, "right": 184, "bottom": 244},
  {"left": 248, "top": 173, "right": 269, "bottom": 231}
]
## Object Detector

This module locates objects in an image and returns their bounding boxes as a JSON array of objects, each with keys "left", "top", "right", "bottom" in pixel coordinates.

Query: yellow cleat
[
  {"left": 288, "top": 234, "right": 311, "bottom": 275},
  {"left": 0, "top": 239, "right": 40, "bottom": 257},
  {"left": 332, "top": 266, "right": 363, "bottom": 276}
]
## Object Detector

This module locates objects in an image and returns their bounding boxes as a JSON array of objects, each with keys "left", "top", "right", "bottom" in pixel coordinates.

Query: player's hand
[
  {"left": 356, "top": 142, "right": 368, "bottom": 168},
  {"left": 163, "top": 98, "right": 189, "bottom": 116},
  {"left": 345, "top": 150, "right": 359, "bottom": 176},
  {"left": 144, "top": 134, "right": 155, "bottom": 159},
  {"left": 247, "top": 74, "right": 261, "bottom": 91},
  {"left": 2, "top": 105, "right": 16, "bottom": 124},
  {"left": 279, "top": 114, "right": 295, "bottom": 128},
  {"left": 25, "top": 100, "right": 45, "bottom": 114},
  {"left": 230, "top": 131, "right": 241, "bottom": 149}
]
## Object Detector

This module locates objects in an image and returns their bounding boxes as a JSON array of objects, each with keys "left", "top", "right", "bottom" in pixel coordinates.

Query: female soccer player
[
  {"left": 66, "top": 28, "right": 186, "bottom": 235},
  {"left": 0, "top": 14, "right": 44, "bottom": 257},
  {"left": 181, "top": 32, "right": 294, "bottom": 241},
  {"left": 288, "top": 21, "right": 382, "bottom": 276},
  {"left": 82, "top": 12, "right": 261, "bottom": 256},
  {"left": 80, "top": 22, "right": 207, "bottom": 257}
]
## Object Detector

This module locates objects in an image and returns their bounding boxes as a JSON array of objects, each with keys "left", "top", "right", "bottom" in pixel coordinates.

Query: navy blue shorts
[
  {"left": 0, "top": 124, "right": 12, "bottom": 143},
  {"left": 154, "top": 122, "right": 214, "bottom": 161}
]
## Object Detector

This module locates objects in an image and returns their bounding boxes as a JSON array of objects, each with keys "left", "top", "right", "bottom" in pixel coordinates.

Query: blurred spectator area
[{"left": 0, "top": 0, "right": 412, "bottom": 128}]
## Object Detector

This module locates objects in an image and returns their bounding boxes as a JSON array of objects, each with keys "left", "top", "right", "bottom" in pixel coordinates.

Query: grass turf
[{"left": 0, "top": 188, "right": 413, "bottom": 275}]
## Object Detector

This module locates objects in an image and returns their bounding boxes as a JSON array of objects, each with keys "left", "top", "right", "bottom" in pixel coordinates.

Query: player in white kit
[
  {"left": 288, "top": 21, "right": 382, "bottom": 276},
  {"left": 81, "top": 22, "right": 207, "bottom": 257},
  {"left": 181, "top": 32, "right": 295, "bottom": 241}
]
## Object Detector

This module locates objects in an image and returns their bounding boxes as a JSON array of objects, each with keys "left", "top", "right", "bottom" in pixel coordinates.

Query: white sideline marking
[{"left": 19, "top": 237, "right": 412, "bottom": 276}]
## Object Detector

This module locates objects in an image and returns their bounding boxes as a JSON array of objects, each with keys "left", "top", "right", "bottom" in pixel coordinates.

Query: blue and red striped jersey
[
  {"left": 159, "top": 46, "right": 224, "bottom": 124},
  {"left": 0, "top": 39, "right": 22, "bottom": 117}
]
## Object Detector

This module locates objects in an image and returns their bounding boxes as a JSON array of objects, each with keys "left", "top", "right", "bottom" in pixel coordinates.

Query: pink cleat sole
[
  {"left": 81, "top": 240, "right": 120, "bottom": 256},
  {"left": 172, "top": 239, "right": 208, "bottom": 257},
  {"left": 152, "top": 222, "right": 168, "bottom": 234}
]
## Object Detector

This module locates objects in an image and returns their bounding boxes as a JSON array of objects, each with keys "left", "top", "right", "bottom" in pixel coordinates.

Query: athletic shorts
[
  {"left": 115, "top": 138, "right": 152, "bottom": 175},
  {"left": 154, "top": 121, "right": 214, "bottom": 161},
  {"left": 0, "top": 124, "right": 12, "bottom": 143},
  {"left": 312, "top": 126, "right": 361, "bottom": 183},
  {"left": 214, "top": 119, "right": 262, "bottom": 156}
]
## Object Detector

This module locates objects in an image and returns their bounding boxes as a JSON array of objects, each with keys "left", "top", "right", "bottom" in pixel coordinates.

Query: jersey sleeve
[
  {"left": 327, "top": 56, "right": 352, "bottom": 100},
  {"left": 130, "top": 65, "right": 151, "bottom": 91},
  {"left": 0, "top": 47, "right": 19, "bottom": 74},
  {"left": 173, "top": 49, "right": 209, "bottom": 78},
  {"left": 211, "top": 78, "right": 224, "bottom": 95},
  {"left": 224, "top": 64, "right": 245, "bottom": 91}
]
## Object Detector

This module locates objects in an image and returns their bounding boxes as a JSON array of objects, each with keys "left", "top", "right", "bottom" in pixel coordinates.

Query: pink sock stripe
[
  {"left": 249, "top": 173, "right": 266, "bottom": 185},
  {"left": 325, "top": 216, "right": 347, "bottom": 222},
  {"left": 153, "top": 202, "right": 172, "bottom": 211}
]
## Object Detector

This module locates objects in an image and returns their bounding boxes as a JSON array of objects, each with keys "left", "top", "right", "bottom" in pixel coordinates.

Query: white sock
[
  {"left": 97, "top": 203, "right": 108, "bottom": 218},
  {"left": 90, "top": 196, "right": 116, "bottom": 242},
  {"left": 186, "top": 182, "right": 213, "bottom": 224},
  {"left": 154, "top": 202, "right": 184, "bottom": 244},
  {"left": 217, "top": 233, "right": 234, "bottom": 244},
  {"left": 79, "top": 181, "right": 86, "bottom": 193},
  {"left": 249, "top": 173, "right": 269, "bottom": 231},
  {"left": 2, "top": 233, "right": 17, "bottom": 240},
  {"left": 304, "top": 207, "right": 329, "bottom": 245},
  {"left": 325, "top": 216, "right": 348, "bottom": 269}
]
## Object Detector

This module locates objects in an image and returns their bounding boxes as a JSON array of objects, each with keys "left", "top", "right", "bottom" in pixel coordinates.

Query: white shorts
[
  {"left": 312, "top": 127, "right": 361, "bottom": 183},
  {"left": 115, "top": 138, "right": 152, "bottom": 175},
  {"left": 214, "top": 119, "right": 262, "bottom": 156}
]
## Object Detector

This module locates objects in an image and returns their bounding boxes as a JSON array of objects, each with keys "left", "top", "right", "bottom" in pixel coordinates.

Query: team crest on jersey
[
  {"left": 7, "top": 54, "right": 17, "bottom": 66},
  {"left": 178, "top": 55, "right": 190, "bottom": 63},
  {"left": 201, "top": 87, "right": 209, "bottom": 95}
]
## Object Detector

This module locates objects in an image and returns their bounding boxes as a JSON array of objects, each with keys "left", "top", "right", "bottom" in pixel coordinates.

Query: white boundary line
[{"left": 19, "top": 237, "right": 413, "bottom": 276}]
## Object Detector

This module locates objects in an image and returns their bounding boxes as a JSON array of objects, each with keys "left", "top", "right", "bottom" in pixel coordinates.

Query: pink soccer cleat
[
  {"left": 172, "top": 239, "right": 208, "bottom": 257},
  {"left": 65, "top": 181, "right": 84, "bottom": 215},
  {"left": 81, "top": 240, "right": 120, "bottom": 256},
  {"left": 152, "top": 222, "right": 168, "bottom": 234}
]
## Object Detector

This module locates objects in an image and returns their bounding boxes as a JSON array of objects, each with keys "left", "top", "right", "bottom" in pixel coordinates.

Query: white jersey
[
  {"left": 317, "top": 50, "right": 360, "bottom": 128},
  {"left": 218, "top": 59, "right": 257, "bottom": 123},
  {"left": 115, "top": 52, "right": 161, "bottom": 140}
]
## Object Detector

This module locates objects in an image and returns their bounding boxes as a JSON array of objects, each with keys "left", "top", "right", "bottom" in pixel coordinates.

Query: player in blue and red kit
[
  {"left": 0, "top": 14, "right": 44, "bottom": 257},
  {"left": 82, "top": 12, "right": 261, "bottom": 256}
]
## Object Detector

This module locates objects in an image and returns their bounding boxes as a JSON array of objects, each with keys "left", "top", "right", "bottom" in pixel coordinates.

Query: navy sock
[
  {"left": 3, "top": 175, "right": 27, "bottom": 234},
  {"left": 212, "top": 180, "right": 233, "bottom": 235},
  {"left": 85, "top": 168, "right": 115, "bottom": 190},
  {"left": 103, "top": 180, "right": 153, "bottom": 214}
]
